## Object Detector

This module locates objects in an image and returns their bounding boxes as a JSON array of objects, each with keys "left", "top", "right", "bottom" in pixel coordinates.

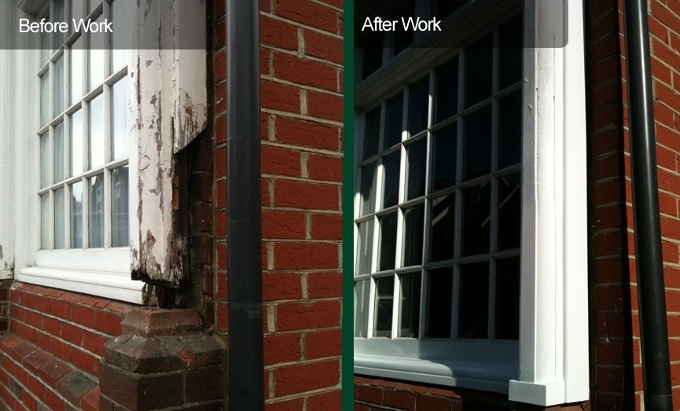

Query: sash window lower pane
[
  {"left": 354, "top": 21, "right": 522, "bottom": 342},
  {"left": 374, "top": 276, "right": 395, "bottom": 337}
]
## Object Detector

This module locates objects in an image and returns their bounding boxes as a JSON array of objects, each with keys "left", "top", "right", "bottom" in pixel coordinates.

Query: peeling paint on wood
[{"left": 129, "top": 0, "right": 207, "bottom": 291}]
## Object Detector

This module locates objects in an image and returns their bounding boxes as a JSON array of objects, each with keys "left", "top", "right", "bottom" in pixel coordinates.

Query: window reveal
[{"left": 354, "top": 18, "right": 522, "bottom": 341}]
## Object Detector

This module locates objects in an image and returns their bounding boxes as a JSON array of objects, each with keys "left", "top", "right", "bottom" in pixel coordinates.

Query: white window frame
[
  {"left": 3, "top": 0, "right": 143, "bottom": 304},
  {"left": 353, "top": 0, "right": 589, "bottom": 406},
  {"left": 2, "top": 0, "right": 208, "bottom": 303},
  {"left": 0, "top": 5, "right": 16, "bottom": 281}
]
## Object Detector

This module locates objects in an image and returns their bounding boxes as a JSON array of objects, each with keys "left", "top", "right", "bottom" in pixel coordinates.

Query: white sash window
[{"left": 354, "top": 0, "right": 590, "bottom": 406}]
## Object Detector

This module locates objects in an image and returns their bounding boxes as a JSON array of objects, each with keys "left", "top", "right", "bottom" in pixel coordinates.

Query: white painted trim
[
  {"left": 0, "top": 2, "right": 15, "bottom": 276},
  {"left": 355, "top": 355, "right": 517, "bottom": 394},
  {"left": 2, "top": 1, "right": 145, "bottom": 304},
  {"left": 353, "top": 0, "right": 589, "bottom": 406},
  {"left": 18, "top": 267, "right": 143, "bottom": 304},
  {"left": 508, "top": 0, "right": 589, "bottom": 406},
  {"left": 35, "top": 248, "right": 130, "bottom": 272}
]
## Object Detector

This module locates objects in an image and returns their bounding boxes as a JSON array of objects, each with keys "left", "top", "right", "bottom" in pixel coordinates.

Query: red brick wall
[
  {"left": 354, "top": 377, "right": 588, "bottom": 411},
  {"left": 586, "top": 0, "right": 634, "bottom": 409},
  {"left": 212, "top": 0, "right": 343, "bottom": 409},
  {"left": 0, "top": 283, "right": 132, "bottom": 410},
  {"left": 0, "top": 280, "right": 11, "bottom": 333},
  {"left": 648, "top": 0, "right": 680, "bottom": 408},
  {"left": 587, "top": 0, "right": 680, "bottom": 409}
]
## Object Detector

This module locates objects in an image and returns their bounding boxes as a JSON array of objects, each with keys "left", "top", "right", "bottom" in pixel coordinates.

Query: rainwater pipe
[
  {"left": 227, "top": 0, "right": 264, "bottom": 409},
  {"left": 622, "top": 0, "right": 672, "bottom": 409}
]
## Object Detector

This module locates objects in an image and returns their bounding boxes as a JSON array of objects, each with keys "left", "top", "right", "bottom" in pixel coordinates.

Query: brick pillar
[{"left": 99, "top": 308, "right": 225, "bottom": 410}]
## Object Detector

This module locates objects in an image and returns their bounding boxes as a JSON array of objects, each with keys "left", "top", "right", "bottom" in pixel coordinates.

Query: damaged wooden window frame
[
  {"left": 353, "top": 0, "right": 589, "bottom": 406},
  {"left": 3, "top": 0, "right": 207, "bottom": 305}
]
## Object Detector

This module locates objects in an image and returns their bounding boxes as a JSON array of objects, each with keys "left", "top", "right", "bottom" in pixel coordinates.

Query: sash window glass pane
[
  {"left": 71, "top": 0, "right": 85, "bottom": 21},
  {"left": 41, "top": 195, "right": 50, "bottom": 249},
  {"left": 430, "top": 194, "right": 455, "bottom": 262},
  {"left": 464, "top": 36, "right": 493, "bottom": 107},
  {"left": 53, "top": 0, "right": 66, "bottom": 47},
  {"left": 111, "top": 0, "right": 133, "bottom": 72},
  {"left": 382, "top": 152, "right": 400, "bottom": 209},
  {"left": 463, "top": 106, "right": 492, "bottom": 181},
  {"left": 71, "top": 182, "right": 83, "bottom": 248},
  {"left": 53, "top": 56, "right": 64, "bottom": 116},
  {"left": 405, "top": 139, "right": 426, "bottom": 200},
  {"left": 111, "top": 167, "right": 129, "bottom": 247},
  {"left": 384, "top": 94, "right": 403, "bottom": 149},
  {"left": 41, "top": 74, "right": 49, "bottom": 126},
  {"left": 354, "top": 280, "right": 370, "bottom": 337},
  {"left": 402, "top": 204, "right": 424, "bottom": 267},
  {"left": 356, "top": 219, "right": 374, "bottom": 275},
  {"left": 499, "top": 16, "right": 523, "bottom": 90},
  {"left": 89, "top": 0, "right": 100, "bottom": 13},
  {"left": 89, "top": 94, "right": 105, "bottom": 169},
  {"left": 363, "top": 108, "right": 381, "bottom": 160},
  {"left": 360, "top": 163, "right": 377, "bottom": 216},
  {"left": 54, "top": 188, "right": 65, "bottom": 249},
  {"left": 458, "top": 262, "right": 489, "bottom": 338},
  {"left": 70, "top": 109, "right": 83, "bottom": 176},
  {"left": 41, "top": 25, "right": 51, "bottom": 66},
  {"left": 112, "top": 76, "right": 129, "bottom": 159},
  {"left": 498, "top": 92, "right": 522, "bottom": 169},
  {"left": 462, "top": 183, "right": 491, "bottom": 257},
  {"left": 435, "top": 59, "right": 458, "bottom": 123},
  {"left": 71, "top": 36, "right": 84, "bottom": 104},
  {"left": 407, "top": 78, "right": 428, "bottom": 136},
  {"left": 495, "top": 257, "right": 520, "bottom": 339},
  {"left": 89, "top": 24, "right": 106, "bottom": 90},
  {"left": 54, "top": 122, "right": 65, "bottom": 182},
  {"left": 398, "top": 273, "right": 421, "bottom": 338},
  {"left": 378, "top": 212, "right": 398, "bottom": 271},
  {"left": 432, "top": 125, "right": 456, "bottom": 192},
  {"left": 426, "top": 267, "right": 453, "bottom": 338},
  {"left": 41, "top": 134, "right": 50, "bottom": 188},
  {"left": 89, "top": 175, "right": 104, "bottom": 247},
  {"left": 498, "top": 173, "right": 521, "bottom": 250},
  {"left": 374, "top": 276, "right": 394, "bottom": 337}
]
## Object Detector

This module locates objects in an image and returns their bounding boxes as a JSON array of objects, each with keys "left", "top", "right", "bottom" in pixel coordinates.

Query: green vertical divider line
[{"left": 342, "top": 0, "right": 354, "bottom": 409}]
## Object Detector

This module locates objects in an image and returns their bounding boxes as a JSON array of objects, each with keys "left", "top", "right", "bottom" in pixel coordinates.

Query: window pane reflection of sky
[{"left": 89, "top": 94, "right": 105, "bottom": 169}]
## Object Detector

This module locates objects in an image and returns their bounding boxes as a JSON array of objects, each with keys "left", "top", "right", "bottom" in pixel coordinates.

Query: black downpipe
[
  {"left": 622, "top": 0, "right": 672, "bottom": 409},
  {"left": 226, "top": 1, "right": 264, "bottom": 410}
]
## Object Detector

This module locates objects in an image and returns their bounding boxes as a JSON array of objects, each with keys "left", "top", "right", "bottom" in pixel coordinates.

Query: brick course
[
  {"left": 356, "top": 0, "right": 680, "bottom": 410},
  {"left": 354, "top": 377, "right": 589, "bottom": 411},
  {"left": 586, "top": 0, "right": 680, "bottom": 409},
  {"left": 0, "top": 284, "right": 132, "bottom": 411},
  {"left": 213, "top": 0, "right": 343, "bottom": 409}
]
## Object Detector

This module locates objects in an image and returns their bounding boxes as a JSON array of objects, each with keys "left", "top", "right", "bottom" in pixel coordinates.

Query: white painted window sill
[
  {"left": 355, "top": 354, "right": 517, "bottom": 394},
  {"left": 17, "top": 248, "right": 144, "bottom": 304}
]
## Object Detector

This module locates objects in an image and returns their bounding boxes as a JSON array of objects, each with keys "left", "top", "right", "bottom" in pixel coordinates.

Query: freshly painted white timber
[
  {"left": 508, "top": 0, "right": 589, "bottom": 406},
  {"left": 355, "top": 354, "right": 517, "bottom": 394},
  {"left": 353, "top": 0, "right": 589, "bottom": 405}
]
